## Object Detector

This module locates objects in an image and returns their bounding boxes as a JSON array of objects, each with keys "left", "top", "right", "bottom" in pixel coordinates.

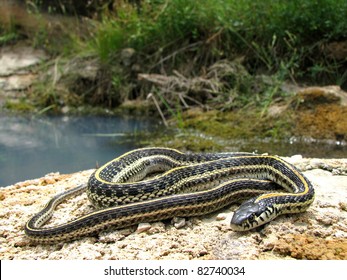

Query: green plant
[
  {"left": 0, "top": 31, "right": 19, "bottom": 45},
  {"left": 6, "top": 0, "right": 347, "bottom": 115}
]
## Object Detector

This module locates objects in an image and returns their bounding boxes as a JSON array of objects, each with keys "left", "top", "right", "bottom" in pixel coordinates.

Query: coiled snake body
[{"left": 25, "top": 147, "right": 315, "bottom": 243}]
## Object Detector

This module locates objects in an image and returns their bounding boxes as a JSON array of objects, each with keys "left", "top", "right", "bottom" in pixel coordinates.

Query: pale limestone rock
[{"left": 0, "top": 158, "right": 346, "bottom": 260}]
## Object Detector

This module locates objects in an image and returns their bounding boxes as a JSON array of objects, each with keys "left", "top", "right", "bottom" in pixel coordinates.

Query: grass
[
  {"left": 90, "top": 1, "right": 347, "bottom": 62},
  {"left": 0, "top": 31, "right": 19, "bottom": 45},
  {"left": 82, "top": 0, "right": 347, "bottom": 108},
  {"left": 4, "top": 0, "right": 347, "bottom": 115}
]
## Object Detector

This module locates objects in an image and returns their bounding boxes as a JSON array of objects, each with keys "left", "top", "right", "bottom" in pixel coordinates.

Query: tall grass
[
  {"left": 92, "top": 0, "right": 347, "bottom": 48},
  {"left": 2, "top": 0, "right": 343, "bottom": 114},
  {"left": 90, "top": 0, "right": 347, "bottom": 79},
  {"left": 76, "top": 0, "right": 345, "bottom": 113},
  {"left": 91, "top": 1, "right": 223, "bottom": 61}
]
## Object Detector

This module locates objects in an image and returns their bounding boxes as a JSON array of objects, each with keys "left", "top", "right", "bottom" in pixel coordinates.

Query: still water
[
  {"left": 1, "top": 115, "right": 346, "bottom": 187},
  {"left": 0, "top": 115, "right": 159, "bottom": 187}
]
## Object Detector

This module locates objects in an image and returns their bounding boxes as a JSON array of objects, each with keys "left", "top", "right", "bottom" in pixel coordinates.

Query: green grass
[
  {"left": 91, "top": 1, "right": 347, "bottom": 51},
  {"left": 87, "top": 0, "right": 347, "bottom": 84},
  {"left": 0, "top": 31, "right": 19, "bottom": 45},
  {"left": 12, "top": 0, "right": 346, "bottom": 113},
  {"left": 90, "top": 0, "right": 231, "bottom": 62}
]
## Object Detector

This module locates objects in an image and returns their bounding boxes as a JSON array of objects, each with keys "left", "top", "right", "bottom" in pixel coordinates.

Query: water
[
  {"left": 234, "top": 137, "right": 346, "bottom": 159},
  {"left": 0, "top": 115, "right": 159, "bottom": 187},
  {"left": 1, "top": 115, "right": 346, "bottom": 187}
]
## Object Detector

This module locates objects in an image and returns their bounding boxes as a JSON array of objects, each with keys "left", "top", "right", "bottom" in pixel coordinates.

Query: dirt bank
[{"left": 0, "top": 156, "right": 346, "bottom": 260}]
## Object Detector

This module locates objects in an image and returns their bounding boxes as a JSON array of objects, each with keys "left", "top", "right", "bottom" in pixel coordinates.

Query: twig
[
  {"left": 147, "top": 92, "right": 168, "bottom": 127},
  {"left": 151, "top": 41, "right": 203, "bottom": 70}
]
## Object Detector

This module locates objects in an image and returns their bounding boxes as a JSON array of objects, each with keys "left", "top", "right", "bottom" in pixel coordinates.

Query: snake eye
[{"left": 248, "top": 213, "right": 256, "bottom": 222}]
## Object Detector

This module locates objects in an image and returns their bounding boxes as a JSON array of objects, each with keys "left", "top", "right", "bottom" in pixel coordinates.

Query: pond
[
  {"left": 0, "top": 115, "right": 159, "bottom": 187},
  {"left": 1, "top": 114, "right": 346, "bottom": 187}
]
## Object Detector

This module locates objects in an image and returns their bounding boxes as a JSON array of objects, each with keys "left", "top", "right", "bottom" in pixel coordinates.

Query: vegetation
[
  {"left": 82, "top": 0, "right": 347, "bottom": 110},
  {"left": 1, "top": 0, "right": 347, "bottom": 117},
  {"left": 87, "top": 0, "right": 347, "bottom": 75}
]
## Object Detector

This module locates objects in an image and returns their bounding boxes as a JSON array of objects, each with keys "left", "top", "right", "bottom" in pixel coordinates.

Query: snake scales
[{"left": 25, "top": 147, "right": 315, "bottom": 243}]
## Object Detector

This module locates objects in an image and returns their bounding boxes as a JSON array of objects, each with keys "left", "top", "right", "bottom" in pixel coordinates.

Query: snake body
[{"left": 25, "top": 147, "right": 315, "bottom": 243}]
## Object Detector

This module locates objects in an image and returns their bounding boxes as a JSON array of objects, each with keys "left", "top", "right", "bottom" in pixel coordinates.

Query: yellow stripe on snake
[{"left": 25, "top": 147, "right": 315, "bottom": 243}]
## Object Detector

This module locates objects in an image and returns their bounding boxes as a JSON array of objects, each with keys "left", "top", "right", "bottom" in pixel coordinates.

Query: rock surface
[
  {"left": 0, "top": 157, "right": 346, "bottom": 260},
  {"left": 0, "top": 43, "right": 48, "bottom": 106},
  {"left": 290, "top": 86, "right": 347, "bottom": 140}
]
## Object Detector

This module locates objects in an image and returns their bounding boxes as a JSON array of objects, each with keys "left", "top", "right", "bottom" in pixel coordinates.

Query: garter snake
[{"left": 25, "top": 147, "right": 315, "bottom": 243}]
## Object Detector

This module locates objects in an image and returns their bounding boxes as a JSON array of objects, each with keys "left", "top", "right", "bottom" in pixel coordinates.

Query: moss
[
  {"left": 293, "top": 87, "right": 342, "bottom": 109},
  {"left": 156, "top": 133, "right": 224, "bottom": 152},
  {"left": 115, "top": 100, "right": 157, "bottom": 116},
  {"left": 4, "top": 100, "right": 35, "bottom": 112},
  {"left": 179, "top": 107, "right": 293, "bottom": 140},
  {"left": 294, "top": 104, "right": 347, "bottom": 139}
]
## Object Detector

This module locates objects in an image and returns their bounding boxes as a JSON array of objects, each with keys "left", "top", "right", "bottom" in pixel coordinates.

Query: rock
[
  {"left": 121, "top": 48, "right": 136, "bottom": 67},
  {"left": 215, "top": 213, "right": 227, "bottom": 221},
  {"left": 136, "top": 223, "right": 152, "bottom": 233},
  {"left": 290, "top": 86, "right": 347, "bottom": 140},
  {"left": 267, "top": 103, "right": 288, "bottom": 117},
  {"left": 61, "top": 106, "right": 70, "bottom": 114},
  {"left": 0, "top": 45, "right": 48, "bottom": 76},
  {"left": 0, "top": 74, "right": 37, "bottom": 91},
  {"left": 295, "top": 86, "right": 347, "bottom": 107},
  {"left": 172, "top": 217, "right": 186, "bottom": 229},
  {"left": 98, "top": 228, "right": 132, "bottom": 243},
  {"left": 339, "top": 202, "right": 347, "bottom": 211},
  {"left": 272, "top": 234, "right": 347, "bottom": 260},
  {"left": 147, "top": 222, "right": 166, "bottom": 234},
  {"left": 310, "top": 158, "right": 324, "bottom": 169},
  {"left": 136, "top": 251, "right": 152, "bottom": 260},
  {"left": 316, "top": 211, "right": 339, "bottom": 226},
  {"left": 287, "top": 154, "right": 303, "bottom": 165},
  {"left": 266, "top": 85, "right": 347, "bottom": 141},
  {"left": 0, "top": 44, "right": 48, "bottom": 106},
  {"left": 0, "top": 157, "right": 346, "bottom": 260}
]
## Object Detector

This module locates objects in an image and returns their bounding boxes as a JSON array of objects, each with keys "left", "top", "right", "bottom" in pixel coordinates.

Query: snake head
[{"left": 230, "top": 200, "right": 271, "bottom": 231}]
